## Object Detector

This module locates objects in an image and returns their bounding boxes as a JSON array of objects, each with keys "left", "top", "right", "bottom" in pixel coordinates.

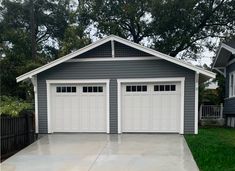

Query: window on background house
[{"left": 230, "top": 71, "right": 235, "bottom": 97}]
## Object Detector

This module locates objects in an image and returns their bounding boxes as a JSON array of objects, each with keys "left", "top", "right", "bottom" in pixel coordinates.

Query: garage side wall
[{"left": 37, "top": 60, "right": 195, "bottom": 134}]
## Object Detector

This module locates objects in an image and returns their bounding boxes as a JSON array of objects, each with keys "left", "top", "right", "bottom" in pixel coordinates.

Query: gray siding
[
  {"left": 76, "top": 42, "right": 112, "bottom": 58},
  {"left": 74, "top": 41, "right": 153, "bottom": 59},
  {"left": 224, "top": 62, "right": 235, "bottom": 115},
  {"left": 114, "top": 41, "right": 153, "bottom": 57},
  {"left": 110, "top": 79, "right": 118, "bottom": 133},
  {"left": 37, "top": 60, "right": 195, "bottom": 134}
]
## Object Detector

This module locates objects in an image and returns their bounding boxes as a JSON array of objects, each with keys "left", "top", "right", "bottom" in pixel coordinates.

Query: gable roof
[
  {"left": 213, "top": 40, "right": 235, "bottom": 68},
  {"left": 17, "top": 35, "right": 215, "bottom": 82}
]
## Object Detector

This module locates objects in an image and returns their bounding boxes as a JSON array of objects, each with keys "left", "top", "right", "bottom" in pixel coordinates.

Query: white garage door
[
  {"left": 51, "top": 84, "right": 106, "bottom": 132},
  {"left": 122, "top": 82, "right": 181, "bottom": 132}
]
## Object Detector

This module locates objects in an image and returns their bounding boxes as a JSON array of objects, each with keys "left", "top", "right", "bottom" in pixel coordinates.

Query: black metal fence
[{"left": 0, "top": 111, "right": 36, "bottom": 161}]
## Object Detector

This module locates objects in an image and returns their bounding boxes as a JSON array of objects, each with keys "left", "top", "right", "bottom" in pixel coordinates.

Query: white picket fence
[{"left": 199, "top": 103, "right": 223, "bottom": 120}]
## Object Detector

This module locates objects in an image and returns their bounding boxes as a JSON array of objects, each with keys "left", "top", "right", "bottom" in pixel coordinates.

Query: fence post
[
  {"left": 199, "top": 104, "right": 203, "bottom": 120},
  {"left": 220, "top": 103, "right": 223, "bottom": 119},
  {"left": 25, "top": 113, "right": 31, "bottom": 145}
]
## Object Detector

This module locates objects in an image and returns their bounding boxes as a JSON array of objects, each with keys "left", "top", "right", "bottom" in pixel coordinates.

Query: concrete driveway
[{"left": 1, "top": 134, "right": 199, "bottom": 171}]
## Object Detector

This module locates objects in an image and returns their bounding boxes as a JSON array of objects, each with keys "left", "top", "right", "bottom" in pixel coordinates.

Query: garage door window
[
  {"left": 56, "top": 86, "right": 76, "bottom": 93},
  {"left": 154, "top": 85, "right": 176, "bottom": 91},
  {"left": 83, "top": 86, "right": 103, "bottom": 93},
  {"left": 126, "top": 85, "right": 147, "bottom": 92}
]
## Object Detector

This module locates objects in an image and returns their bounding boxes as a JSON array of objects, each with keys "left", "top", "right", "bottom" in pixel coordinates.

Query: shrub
[{"left": 0, "top": 96, "right": 33, "bottom": 117}]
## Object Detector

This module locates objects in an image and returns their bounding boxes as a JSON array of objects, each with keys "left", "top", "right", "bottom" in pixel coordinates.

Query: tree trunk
[{"left": 30, "top": 0, "right": 36, "bottom": 59}]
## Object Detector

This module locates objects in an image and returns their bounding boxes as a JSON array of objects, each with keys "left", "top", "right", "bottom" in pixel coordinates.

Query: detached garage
[{"left": 17, "top": 35, "right": 215, "bottom": 134}]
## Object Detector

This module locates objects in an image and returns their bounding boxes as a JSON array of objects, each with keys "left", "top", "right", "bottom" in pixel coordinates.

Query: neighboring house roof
[
  {"left": 213, "top": 40, "right": 235, "bottom": 68},
  {"left": 16, "top": 35, "right": 215, "bottom": 82}
]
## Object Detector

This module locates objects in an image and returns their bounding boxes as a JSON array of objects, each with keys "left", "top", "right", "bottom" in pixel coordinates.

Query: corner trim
[
  {"left": 195, "top": 72, "right": 199, "bottom": 134},
  {"left": 31, "top": 76, "right": 38, "bottom": 133}
]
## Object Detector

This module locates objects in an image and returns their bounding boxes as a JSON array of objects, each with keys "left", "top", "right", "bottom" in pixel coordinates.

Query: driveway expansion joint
[{"left": 88, "top": 138, "right": 109, "bottom": 171}]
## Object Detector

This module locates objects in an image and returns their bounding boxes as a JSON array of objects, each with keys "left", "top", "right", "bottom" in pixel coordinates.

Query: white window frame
[
  {"left": 229, "top": 71, "right": 235, "bottom": 98},
  {"left": 117, "top": 77, "right": 185, "bottom": 134},
  {"left": 46, "top": 79, "right": 110, "bottom": 134}
]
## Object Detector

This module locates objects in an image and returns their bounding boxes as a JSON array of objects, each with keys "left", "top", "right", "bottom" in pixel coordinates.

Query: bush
[{"left": 0, "top": 96, "right": 33, "bottom": 117}]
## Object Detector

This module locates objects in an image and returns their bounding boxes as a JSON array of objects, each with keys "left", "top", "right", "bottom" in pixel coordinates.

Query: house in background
[
  {"left": 16, "top": 35, "right": 215, "bottom": 135},
  {"left": 213, "top": 40, "right": 235, "bottom": 128}
]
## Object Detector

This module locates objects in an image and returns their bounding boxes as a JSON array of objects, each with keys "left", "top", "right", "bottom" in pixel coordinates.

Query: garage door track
[{"left": 1, "top": 134, "right": 199, "bottom": 171}]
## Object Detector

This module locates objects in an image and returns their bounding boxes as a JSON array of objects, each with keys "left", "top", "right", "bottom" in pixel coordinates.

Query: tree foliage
[
  {"left": 151, "top": 0, "right": 235, "bottom": 58},
  {"left": 83, "top": 0, "right": 235, "bottom": 57},
  {"left": 0, "top": 0, "right": 90, "bottom": 99},
  {"left": 81, "top": 0, "right": 152, "bottom": 43},
  {"left": 0, "top": 96, "right": 33, "bottom": 117}
]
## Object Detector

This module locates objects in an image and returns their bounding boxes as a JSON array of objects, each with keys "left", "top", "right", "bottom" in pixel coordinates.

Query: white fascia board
[
  {"left": 16, "top": 36, "right": 113, "bottom": 82},
  {"left": 194, "top": 72, "right": 199, "bottom": 134},
  {"left": 17, "top": 35, "right": 215, "bottom": 82}
]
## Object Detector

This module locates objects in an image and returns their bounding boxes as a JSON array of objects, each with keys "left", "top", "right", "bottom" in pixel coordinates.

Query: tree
[
  {"left": 84, "top": 0, "right": 235, "bottom": 59},
  {"left": 151, "top": 0, "right": 235, "bottom": 58},
  {"left": 80, "top": 0, "right": 152, "bottom": 43},
  {"left": 0, "top": 0, "right": 90, "bottom": 99}
]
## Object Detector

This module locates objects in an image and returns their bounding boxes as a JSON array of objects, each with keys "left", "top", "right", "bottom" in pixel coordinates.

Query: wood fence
[{"left": 0, "top": 111, "right": 36, "bottom": 161}]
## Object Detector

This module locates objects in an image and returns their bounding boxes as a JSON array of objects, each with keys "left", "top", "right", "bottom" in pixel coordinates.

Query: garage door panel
[
  {"left": 51, "top": 84, "right": 106, "bottom": 132},
  {"left": 122, "top": 93, "right": 152, "bottom": 131},
  {"left": 122, "top": 82, "right": 181, "bottom": 133}
]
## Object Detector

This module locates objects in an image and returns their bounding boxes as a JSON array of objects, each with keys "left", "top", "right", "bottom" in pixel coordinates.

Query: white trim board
[
  {"left": 17, "top": 35, "right": 215, "bottom": 82},
  {"left": 46, "top": 79, "right": 110, "bottom": 133},
  {"left": 31, "top": 76, "right": 38, "bottom": 133},
  {"left": 117, "top": 77, "right": 185, "bottom": 134},
  {"left": 66, "top": 57, "right": 161, "bottom": 62},
  {"left": 229, "top": 71, "right": 235, "bottom": 98},
  {"left": 195, "top": 72, "right": 199, "bottom": 134}
]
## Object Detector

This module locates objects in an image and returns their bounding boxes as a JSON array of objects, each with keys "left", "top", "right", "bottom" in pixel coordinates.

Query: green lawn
[{"left": 185, "top": 127, "right": 235, "bottom": 171}]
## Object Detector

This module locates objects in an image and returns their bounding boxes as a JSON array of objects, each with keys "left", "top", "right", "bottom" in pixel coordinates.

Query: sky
[{"left": 187, "top": 47, "right": 215, "bottom": 66}]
